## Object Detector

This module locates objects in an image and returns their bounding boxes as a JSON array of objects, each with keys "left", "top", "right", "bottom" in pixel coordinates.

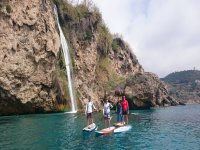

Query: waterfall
[{"left": 54, "top": 6, "right": 77, "bottom": 113}]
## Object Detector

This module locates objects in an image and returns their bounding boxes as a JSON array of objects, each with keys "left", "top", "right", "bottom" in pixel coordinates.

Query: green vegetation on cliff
[
  {"left": 53, "top": 0, "right": 113, "bottom": 56},
  {"left": 96, "top": 57, "right": 125, "bottom": 92}
]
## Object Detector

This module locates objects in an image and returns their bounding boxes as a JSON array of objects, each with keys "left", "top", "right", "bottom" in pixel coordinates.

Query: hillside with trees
[{"left": 161, "top": 70, "right": 200, "bottom": 104}]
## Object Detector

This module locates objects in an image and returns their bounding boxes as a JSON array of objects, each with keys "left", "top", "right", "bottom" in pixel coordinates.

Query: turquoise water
[{"left": 0, "top": 105, "right": 200, "bottom": 150}]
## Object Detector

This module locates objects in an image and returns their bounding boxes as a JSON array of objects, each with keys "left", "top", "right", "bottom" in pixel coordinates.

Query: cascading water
[{"left": 54, "top": 6, "right": 77, "bottom": 113}]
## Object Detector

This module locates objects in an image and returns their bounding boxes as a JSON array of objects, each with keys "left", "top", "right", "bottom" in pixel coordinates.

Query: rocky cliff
[
  {"left": 0, "top": 0, "right": 69, "bottom": 115},
  {"left": 125, "top": 72, "right": 179, "bottom": 109},
  {"left": 0, "top": 0, "right": 179, "bottom": 115}
]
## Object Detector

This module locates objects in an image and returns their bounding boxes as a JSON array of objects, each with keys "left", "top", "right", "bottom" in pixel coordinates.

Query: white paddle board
[
  {"left": 83, "top": 123, "right": 97, "bottom": 132},
  {"left": 114, "top": 125, "right": 132, "bottom": 133}
]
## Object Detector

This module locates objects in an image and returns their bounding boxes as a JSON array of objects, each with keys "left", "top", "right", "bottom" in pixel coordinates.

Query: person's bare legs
[
  {"left": 122, "top": 115, "right": 125, "bottom": 124},
  {"left": 120, "top": 114, "right": 123, "bottom": 124},
  {"left": 87, "top": 117, "right": 89, "bottom": 126},
  {"left": 126, "top": 115, "right": 128, "bottom": 124},
  {"left": 88, "top": 116, "right": 92, "bottom": 125},
  {"left": 108, "top": 118, "right": 110, "bottom": 128}
]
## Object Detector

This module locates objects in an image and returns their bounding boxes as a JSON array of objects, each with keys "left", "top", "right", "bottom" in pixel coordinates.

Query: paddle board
[
  {"left": 114, "top": 125, "right": 132, "bottom": 133},
  {"left": 83, "top": 123, "right": 97, "bottom": 132},
  {"left": 131, "top": 113, "right": 139, "bottom": 115},
  {"left": 113, "top": 122, "right": 124, "bottom": 127},
  {"left": 95, "top": 126, "right": 115, "bottom": 135}
]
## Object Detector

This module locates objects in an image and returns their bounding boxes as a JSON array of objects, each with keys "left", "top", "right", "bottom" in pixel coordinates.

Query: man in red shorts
[{"left": 121, "top": 95, "right": 129, "bottom": 124}]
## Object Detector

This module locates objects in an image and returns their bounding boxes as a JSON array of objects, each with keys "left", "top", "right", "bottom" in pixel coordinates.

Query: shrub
[
  {"left": 76, "top": 4, "right": 90, "bottom": 18},
  {"left": 97, "top": 24, "right": 112, "bottom": 56},
  {"left": 6, "top": 5, "right": 12, "bottom": 13},
  {"left": 126, "top": 74, "right": 147, "bottom": 86},
  {"left": 56, "top": 104, "right": 67, "bottom": 112},
  {"left": 84, "top": 28, "right": 93, "bottom": 40},
  {"left": 96, "top": 57, "right": 125, "bottom": 91},
  {"left": 112, "top": 40, "right": 119, "bottom": 52}
]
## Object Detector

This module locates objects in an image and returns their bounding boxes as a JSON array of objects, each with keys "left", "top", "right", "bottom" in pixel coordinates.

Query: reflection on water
[{"left": 0, "top": 105, "right": 200, "bottom": 150}]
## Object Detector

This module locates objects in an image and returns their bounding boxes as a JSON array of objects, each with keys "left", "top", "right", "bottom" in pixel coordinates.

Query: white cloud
[{"left": 92, "top": 0, "right": 200, "bottom": 77}]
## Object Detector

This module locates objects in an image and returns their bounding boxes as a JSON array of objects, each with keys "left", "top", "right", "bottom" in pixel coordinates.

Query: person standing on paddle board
[
  {"left": 103, "top": 99, "right": 113, "bottom": 128},
  {"left": 85, "top": 96, "right": 96, "bottom": 126},
  {"left": 121, "top": 95, "right": 129, "bottom": 124},
  {"left": 116, "top": 98, "right": 122, "bottom": 123}
]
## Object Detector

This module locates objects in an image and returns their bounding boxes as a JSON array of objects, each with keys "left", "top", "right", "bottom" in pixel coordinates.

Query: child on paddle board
[
  {"left": 121, "top": 96, "right": 129, "bottom": 124},
  {"left": 103, "top": 99, "right": 113, "bottom": 128},
  {"left": 85, "top": 96, "right": 96, "bottom": 126}
]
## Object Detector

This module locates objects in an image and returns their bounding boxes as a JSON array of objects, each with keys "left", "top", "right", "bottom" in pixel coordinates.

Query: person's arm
[
  {"left": 110, "top": 103, "right": 113, "bottom": 109},
  {"left": 92, "top": 103, "right": 97, "bottom": 111}
]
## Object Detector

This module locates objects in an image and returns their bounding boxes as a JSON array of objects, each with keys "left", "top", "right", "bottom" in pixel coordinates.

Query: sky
[{"left": 89, "top": 0, "right": 200, "bottom": 78}]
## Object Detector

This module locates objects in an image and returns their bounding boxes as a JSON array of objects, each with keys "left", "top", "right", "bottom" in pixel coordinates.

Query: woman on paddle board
[
  {"left": 103, "top": 99, "right": 113, "bottom": 128},
  {"left": 85, "top": 96, "right": 96, "bottom": 126},
  {"left": 121, "top": 96, "right": 129, "bottom": 124}
]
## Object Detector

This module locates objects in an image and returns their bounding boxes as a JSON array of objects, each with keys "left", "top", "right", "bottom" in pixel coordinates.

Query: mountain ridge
[{"left": 161, "top": 70, "right": 200, "bottom": 104}]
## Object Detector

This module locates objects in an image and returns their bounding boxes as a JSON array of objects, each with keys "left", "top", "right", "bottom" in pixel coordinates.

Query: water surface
[{"left": 0, "top": 105, "right": 200, "bottom": 150}]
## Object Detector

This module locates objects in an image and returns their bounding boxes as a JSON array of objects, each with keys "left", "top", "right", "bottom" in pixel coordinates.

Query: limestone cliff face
[
  {"left": 56, "top": 0, "right": 179, "bottom": 110},
  {"left": 0, "top": 0, "right": 67, "bottom": 115}
]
